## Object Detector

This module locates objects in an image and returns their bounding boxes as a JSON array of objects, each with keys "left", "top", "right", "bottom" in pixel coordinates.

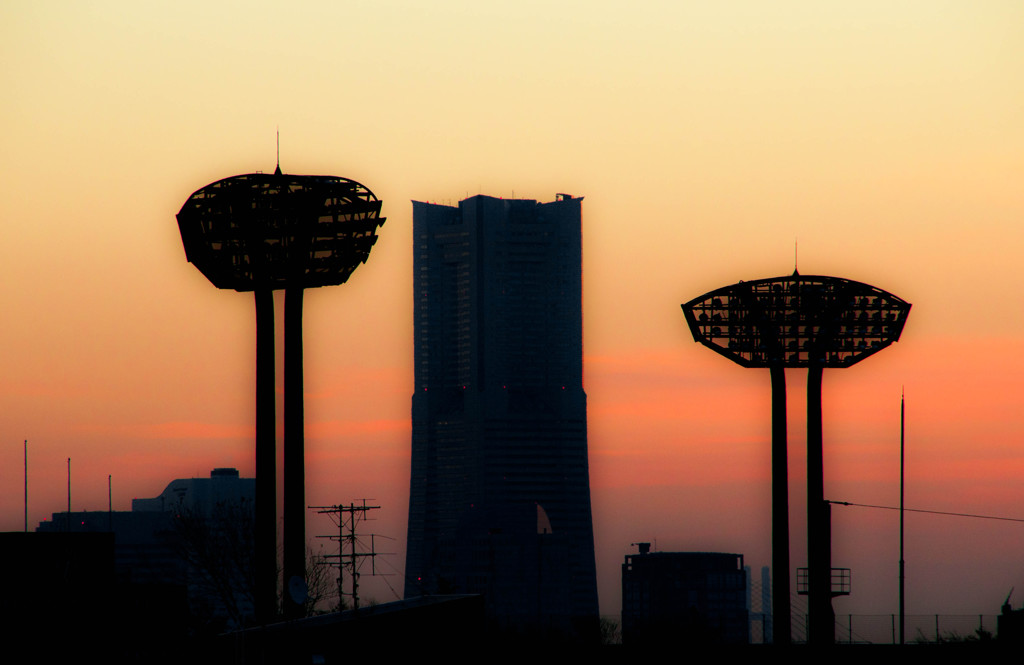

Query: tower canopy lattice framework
[
  {"left": 177, "top": 173, "right": 384, "bottom": 291},
  {"left": 682, "top": 274, "right": 910, "bottom": 369}
]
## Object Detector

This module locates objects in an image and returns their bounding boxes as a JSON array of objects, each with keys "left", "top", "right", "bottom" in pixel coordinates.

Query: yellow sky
[{"left": 2, "top": 1, "right": 1024, "bottom": 620}]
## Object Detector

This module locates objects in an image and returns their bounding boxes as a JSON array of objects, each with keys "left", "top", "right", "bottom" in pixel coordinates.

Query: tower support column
[
  {"left": 770, "top": 366, "right": 791, "bottom": 645},
  {"left": 255, "top": 289, "right": 277, "bottom": 622},
  {"left": 283, "top": 286, "right": 306, "bottom": 617},
  {"left": 807, "top": 365, "right": 834, "bottom": 644}
]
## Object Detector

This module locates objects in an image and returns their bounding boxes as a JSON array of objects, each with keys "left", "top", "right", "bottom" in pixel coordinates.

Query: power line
[
  {"left": 367, "top": 549, "right": 403, "bottom": 602},
  {"left": 829, "top": 500, "right": 1024, "bottom": 524}
]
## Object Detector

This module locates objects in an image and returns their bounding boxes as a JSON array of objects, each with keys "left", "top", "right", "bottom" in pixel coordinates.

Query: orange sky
[{"left": 2, "top": 2, "right": 1024, "bottom": 622}]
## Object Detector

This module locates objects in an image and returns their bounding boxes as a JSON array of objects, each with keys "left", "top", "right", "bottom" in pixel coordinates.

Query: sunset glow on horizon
[{"left": 3, "top": 1, "right": 1024, "bottom": 623}]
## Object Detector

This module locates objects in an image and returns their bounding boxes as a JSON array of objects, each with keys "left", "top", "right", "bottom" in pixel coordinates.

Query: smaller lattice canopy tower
[
  {"left": 682, "top": 273, "right": 909, "bottom": 645},
  {"left": 177, "top": 170, "right": 385, "bottom": 621}
]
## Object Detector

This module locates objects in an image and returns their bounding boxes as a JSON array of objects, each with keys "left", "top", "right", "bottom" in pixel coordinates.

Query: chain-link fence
[
  {"left": 827, "top": 613, "right": 996, "bottom": 644},
  {"left": 769, "top": 613, "right": 996, "bottom": 644}
]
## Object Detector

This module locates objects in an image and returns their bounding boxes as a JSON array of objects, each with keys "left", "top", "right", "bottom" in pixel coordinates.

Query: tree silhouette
[{"left": 171, "top": 499, "right": 256, "bottom": 631}]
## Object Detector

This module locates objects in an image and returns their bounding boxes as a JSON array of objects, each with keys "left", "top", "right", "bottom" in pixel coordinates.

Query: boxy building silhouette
[{"left": 622, "top": 544, "right": 748, "bottom": 645}]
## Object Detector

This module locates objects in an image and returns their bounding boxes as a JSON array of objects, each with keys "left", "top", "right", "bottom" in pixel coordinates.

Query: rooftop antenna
[
  {"left": 275, "top": 128, "right": 282, "bottom": 176},
  {"left": 794, "top": 239, "right": 799, "bottom": 275}
]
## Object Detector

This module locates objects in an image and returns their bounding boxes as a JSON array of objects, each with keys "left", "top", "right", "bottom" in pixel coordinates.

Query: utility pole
[
  {"left": 24, "top": 440, "right": 28, "bottom": 532},
  {"left": 311, "top": 500, "right": 386, "bottom": 611},
  {"left": 900, "top": 389, "right": 906, "bottom": 645}
]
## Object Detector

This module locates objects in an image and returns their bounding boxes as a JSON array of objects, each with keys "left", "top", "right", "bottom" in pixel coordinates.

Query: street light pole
[{"left": 900, "top": 389, "right": 906, "bottom": 645}]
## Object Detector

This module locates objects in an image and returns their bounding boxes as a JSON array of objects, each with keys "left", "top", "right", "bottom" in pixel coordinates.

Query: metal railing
[{"left": 795, "top": 567, "right": 851, "bottom": 596}]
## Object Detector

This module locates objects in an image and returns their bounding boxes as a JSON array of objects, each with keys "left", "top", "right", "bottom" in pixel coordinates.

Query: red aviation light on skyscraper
[
  {"left": 681, "top": 274, "right": 911, "bottom": 369},
  {"left": 176, "top": 173, "right": 385, "bottom": 291}
]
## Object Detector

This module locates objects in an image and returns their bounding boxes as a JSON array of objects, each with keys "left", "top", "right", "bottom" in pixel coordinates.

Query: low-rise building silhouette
[
  {"left": 622, "top": 544, "right": 748, "bottom": 645},
  {"left": 36, "top": 468, "right": 255, "bottom": 631}
]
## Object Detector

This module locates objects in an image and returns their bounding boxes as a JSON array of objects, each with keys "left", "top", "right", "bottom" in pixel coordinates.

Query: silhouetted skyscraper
[{"left": 405, "top": 194, "right": 598, "bottom": 639}]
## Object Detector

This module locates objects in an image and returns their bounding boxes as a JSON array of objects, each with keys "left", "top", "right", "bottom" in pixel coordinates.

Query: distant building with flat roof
[
  {"left": 36, "top": 468, "right": 255, "bottom": 629},
  {"left": 132, "top": 466, "right": 253, "bottom": 516}
]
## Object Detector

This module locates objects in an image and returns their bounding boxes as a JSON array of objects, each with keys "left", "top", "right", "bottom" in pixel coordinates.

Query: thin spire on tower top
[
  {"left": 274, "top": 128, "right": 282, "bottom": 175},
  {"left": 793, "top": 239, "right": 799, "bottom": 276}
]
